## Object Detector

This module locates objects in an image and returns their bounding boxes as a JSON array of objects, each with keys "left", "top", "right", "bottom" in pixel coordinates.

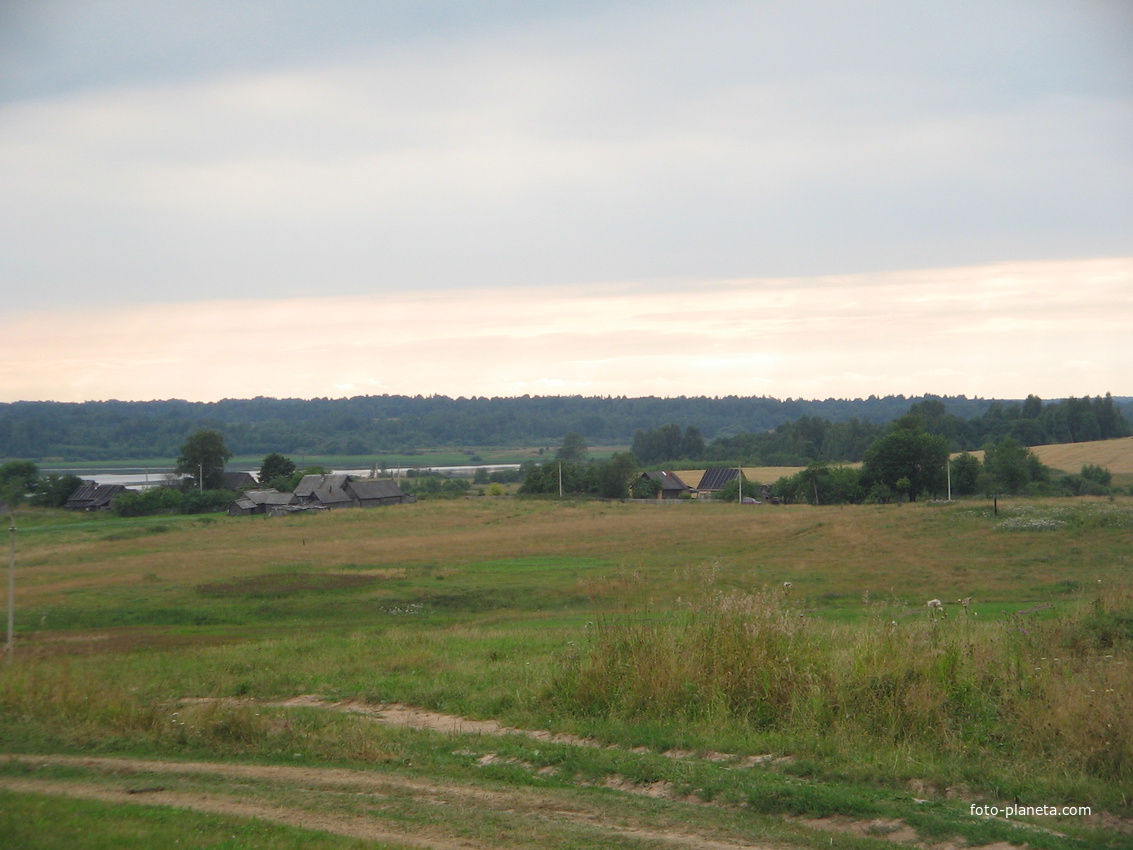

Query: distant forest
[{"left": 0, "top": 394, "right": 1129, "bottom": 463}]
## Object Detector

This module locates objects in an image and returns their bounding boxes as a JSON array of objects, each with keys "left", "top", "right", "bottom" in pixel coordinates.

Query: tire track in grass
[{"left": 0, "top": 755, "right": 786, "bottom": 850}]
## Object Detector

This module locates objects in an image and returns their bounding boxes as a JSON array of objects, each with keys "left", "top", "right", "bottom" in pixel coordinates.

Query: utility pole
[{"left": 7, "top": 517, "right": 15, "bottom": 665}]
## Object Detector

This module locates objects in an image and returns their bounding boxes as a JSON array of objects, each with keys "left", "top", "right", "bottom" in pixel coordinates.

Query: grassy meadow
[{"left": 1, "top": 495, "right": 1131, "bottom": 848}]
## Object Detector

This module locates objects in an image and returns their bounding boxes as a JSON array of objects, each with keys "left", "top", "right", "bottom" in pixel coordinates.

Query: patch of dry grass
[
  {"left": 12, "top": 498, "right": 1133, "bottom": 615},
  {"left": 554, "top": 582, "right": 1133, "bottom": 785}
]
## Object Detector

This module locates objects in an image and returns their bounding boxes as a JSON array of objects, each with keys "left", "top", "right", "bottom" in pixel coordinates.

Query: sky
[{"left": 1, "top": 0, "right": 1131, "bottom": 403}]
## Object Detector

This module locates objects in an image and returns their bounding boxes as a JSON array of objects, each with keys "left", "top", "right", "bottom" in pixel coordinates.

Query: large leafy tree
[
  {"left": 258, "top": 452, "right": 296, "bottom": 487},
  {"left": 30, "top": 473, "right": 85, "bottom": 508},
  {"left": 556, "top": 432, "right": 588, "bottom": 463},
  {"left": 982, "top": 437, "right": 1046, "bottom": 495},
  {"left": 949, "top": 451, "right": 982, "bottom": 496},
  {"left": 861, "top": 418, "right": 949, "bottom": 502},
  {"left": 175, "top": 429, "right": 231, "bottom": 490},
  {"left": 0, "top": 461, "right": 39, "bottom": 506},
  {"left": 594, "top": 452, "right": 639, "bottom": 499}
]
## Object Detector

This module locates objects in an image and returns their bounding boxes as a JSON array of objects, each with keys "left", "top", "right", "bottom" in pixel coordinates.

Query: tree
[
  {"left": 681, "top": 425, "right": 705, "bottom": 460},
  {"left": 981, "top": 437, "right": 1032, "bottom": 494},
  {"left": 949, "top": 452, "right": 981, "bottom": 496},
  {"left": 0, "top": 461, "right": 39, "bottom": 507},
  {"left": 176, "top": 429, "right": 231, "bottom": 490},
  {"left": 30, "top": 473, "right": 84, "bottom": 508},
  {"left": 718, "top": 475, "right": 762, "bottom": 503},
  {"left": 258, "top": 453, "right": 296, "bottom": 487},
  {"left": 860, "top": 422, "right": 949, "bottom": 502},
  {"left": 1080, "top": 464, "right": 1112, "bottom": 487},
  {"left": 594, "top": 453, "right": 638, "bottom": 499},
  {"left": 632, "top": 475, "right": 662, "bottom": 499},
  {"left": 556, "top": 432, "right": 588, "bottom": 463}
]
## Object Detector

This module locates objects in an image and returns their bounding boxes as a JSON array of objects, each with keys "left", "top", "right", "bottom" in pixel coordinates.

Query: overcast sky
[{"left": 1, "top": 1, "right": 1131, "bottom": 403}]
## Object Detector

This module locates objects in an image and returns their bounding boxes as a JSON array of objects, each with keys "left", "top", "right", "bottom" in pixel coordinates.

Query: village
[{"left": 58, "top": 465, "right": 775, "bottom": 516}]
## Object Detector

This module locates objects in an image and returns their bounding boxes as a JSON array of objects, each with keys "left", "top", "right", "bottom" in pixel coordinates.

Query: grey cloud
[{"left": 1, "top": 0, "right": 1131, "bottom": 314}]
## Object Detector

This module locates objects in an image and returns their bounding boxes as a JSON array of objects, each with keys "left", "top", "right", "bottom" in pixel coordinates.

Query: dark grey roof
[
  {"left": 64, "top": 482, "right": 129, "bottom": 509},
  {"left": 642, "top": 471, "right": 690, "bottom": 491},
  {"left": 223, "top": 471, "right": 258, "bottom": 490},
  {"left": 696, "top": 468, "right": 741, "bottom": 491},
  {"left": 293, "top": 473, "right": 353, "bottom": 505},
  {"left": 243, "top": 489, "right": 296, "bottom": 506},
  {"left": 294, "top": 473, "right": 350, "bottom": 498}
]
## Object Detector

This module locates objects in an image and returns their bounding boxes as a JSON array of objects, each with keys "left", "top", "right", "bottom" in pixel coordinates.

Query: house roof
[
  {"left": 696, "top": 468, "right": 742, "bottom": 491},
  {"left": 223, "top": 471, "right": 258, "bottom": 490},
  {"left": 64, "top": 482, "right": 128, "bottom": 509},
  {"left": 346, "top": 479, "right": 407, "bottom": 500},
  {"left": 642, "top": 471, "right": 690, "bottom": 491},
  {"left": 293, "top": 473, "right": 353, "bottom": 505},
  {"left": 243, "top": 489, "right": 296, "bottom": 506}
]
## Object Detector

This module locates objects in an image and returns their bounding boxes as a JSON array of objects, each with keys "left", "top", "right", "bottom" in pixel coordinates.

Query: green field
[{"left": 1, "top": 497, "right": 1131, "bottom": 848}]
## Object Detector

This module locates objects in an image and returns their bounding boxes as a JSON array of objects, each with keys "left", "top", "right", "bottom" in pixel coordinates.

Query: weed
[{"left": 552, "top": 582, "right": 1133, "bottom": 787}]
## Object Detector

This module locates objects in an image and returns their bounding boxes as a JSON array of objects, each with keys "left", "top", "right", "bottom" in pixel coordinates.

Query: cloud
[
  {"left": 1, "top": 258, "right": 1128, "bottom": 403},
  {"left": 3, "top": 1, "right": 1132, "bottom": 316}
]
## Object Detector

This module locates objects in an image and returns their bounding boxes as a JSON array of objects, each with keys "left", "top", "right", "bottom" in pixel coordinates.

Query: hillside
[
  {"left": 1029, "top": 436, "right": 1133, "bottom": 474},
  {"left": 966, "top": 436, "right": 1133, "bottom": 476}
]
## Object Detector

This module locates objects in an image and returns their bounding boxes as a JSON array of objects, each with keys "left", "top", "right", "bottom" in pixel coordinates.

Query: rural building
[
  {"left": 289, "top": 473, "right": 414, "bottom": 510},
  {"left": 222, "top": 471, "right": 258, "bottom": 491},
  {"left": 63, "top": 482, "right": 131, "bottom": 511},
  {"left": 694, "top": 467, "right": 742, "bottom": 497},
  {"left": 345, "top": 478, "right": 415, "bottom": 507},
  {"left": 293, "top": 473, "right": 355, "bottom": 509},
  {"left": 227, "top": 489, "right": 297, "bottom": 516},
  {"left": 638, "top": 470, "right": 692, "bottom": 499}
]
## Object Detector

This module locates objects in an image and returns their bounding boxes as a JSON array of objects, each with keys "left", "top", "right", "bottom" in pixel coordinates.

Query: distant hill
[
  {"left": 0, "top": 394, "right": 1001, "bottom": 461},
  {"left": 0, "top": 393, "right": 1128, "bottom": 462}
]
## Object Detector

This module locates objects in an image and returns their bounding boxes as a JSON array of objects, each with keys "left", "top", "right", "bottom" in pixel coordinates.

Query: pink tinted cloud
[{"left": 0, "top": 258, "right": 1128, "bottom": 402}]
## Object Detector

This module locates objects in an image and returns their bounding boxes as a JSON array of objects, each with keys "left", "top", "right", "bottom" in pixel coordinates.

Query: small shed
[
  {"left": 228, "top": 488, "right": 296, "bottom": 516},
  {"left": 639, "top": 471, "right": 692, "bottom": 499},
  {"left": 63, "top": 482, "right": 130, "bottom": 511}
]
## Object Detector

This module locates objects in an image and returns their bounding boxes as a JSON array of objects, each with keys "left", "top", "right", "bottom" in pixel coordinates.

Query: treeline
[
  {"left": 0, "top": 393, "right": 1128, "bottom": 462},
  {"left": 0, "top": 394, "right": 1012, "bottom": 460},
  {"left": 768, "top": 438, "right": 1127, "bottom": 505},
  {"left": 635, "top": 395, "right": 1131, "bottom": 467}
]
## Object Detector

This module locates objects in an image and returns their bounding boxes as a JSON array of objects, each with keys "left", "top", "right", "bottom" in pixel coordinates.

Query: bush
[
  {"left": 113, "top": 487, "right": 232, "bottom": 517},
  {"left": 402, "top": 475, "right": 471, "bottom": 499}
]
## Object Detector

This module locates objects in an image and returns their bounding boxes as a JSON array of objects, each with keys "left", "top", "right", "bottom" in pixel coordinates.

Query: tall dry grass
[{"left": 553, "top": 584, "right": 1133, "bottom": 784}]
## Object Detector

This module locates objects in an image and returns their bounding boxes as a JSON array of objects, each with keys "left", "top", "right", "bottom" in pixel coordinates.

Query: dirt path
[
  {"left": 0, "top": 753, "right": 785, "bottom": 850},
  {"left": 186, "top": 694, "right": 775, "bottom": 767}
]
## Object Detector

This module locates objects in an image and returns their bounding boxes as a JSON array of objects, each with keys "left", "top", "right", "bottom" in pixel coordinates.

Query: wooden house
[
  {"left": 638, "top": 470, "right": 692, "bottom": 499},
  {"left": 344, "top": 478, "right": 415, "bottom": 507},
  {"left": 694, "top": 467, "right": 742, "bottom": 497},
  {"left": 63, "top": 482, "right": 130, "bottom": 511},
  {"left": 222, "top": 471, "right": 258, "bottom": 491},
  {"left": 292, "top": 473, "right": 356, "bottom": 509},
  {"left": 227, "top": 489, "right": 297, "bottom": 516}
]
